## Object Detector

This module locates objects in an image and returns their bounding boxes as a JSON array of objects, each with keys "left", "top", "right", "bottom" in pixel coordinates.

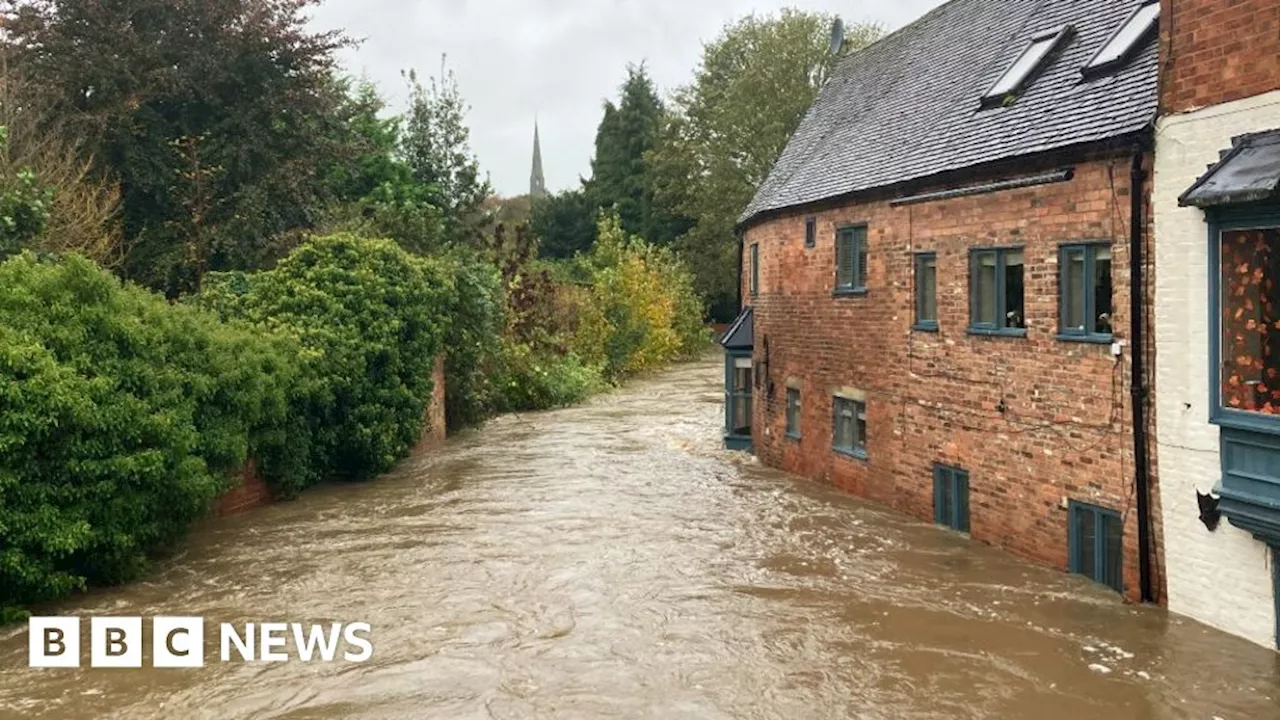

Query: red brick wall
[
  {"left": 742, "top": 153, "right": 1163, "bottom": 603},
  {"left": 211, "top": 459, "right": 272, "bottom": 517},
  {"left": 1160, "top": 0, "right": 1280, "bottom": 112},
  {"left": 413, "top": 355, "right": 448, "bottom": 455}
]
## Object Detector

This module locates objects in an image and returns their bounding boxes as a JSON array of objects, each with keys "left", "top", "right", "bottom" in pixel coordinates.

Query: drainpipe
[{"left": 1129, "top": 146, "right": 1154, "bottom": 604}]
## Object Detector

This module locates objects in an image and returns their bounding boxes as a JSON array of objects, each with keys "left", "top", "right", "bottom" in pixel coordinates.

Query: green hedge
[
  {"left": 0, "top": 253, "right": 298, "bottom": 621},
  {"left": 198, "top": 233, "right": 452, "bottom": 485},
  {"left": 1, "top": 235, "right": 457, "bottom": 621}
]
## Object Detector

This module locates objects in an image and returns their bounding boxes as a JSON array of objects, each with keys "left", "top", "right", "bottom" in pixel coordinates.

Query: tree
[
  {"left": 0, "top": 49, "right": 122, "bottom": 265},
  {"left": 320, "top": 77, "right": 447, "bottom": 255},
  {"left": 401, "top": 58, "right": 491, "bottom": 248},
  {"left": 530, "top": 188, "right": 597, "bottom": 259},
  {"left": 586, "top": 64, "right": 689, "bottom": 247},
  {"left": 4, "top": 0, "right": 353, "bottom": 295},
  {"left": 648, "top": 10, "right": 882, "bottom": 319}
]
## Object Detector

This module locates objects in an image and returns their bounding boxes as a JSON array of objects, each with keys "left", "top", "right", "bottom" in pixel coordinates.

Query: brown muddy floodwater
[{"left": 2, "top": 356, "right": 1279, "bottom": 719}]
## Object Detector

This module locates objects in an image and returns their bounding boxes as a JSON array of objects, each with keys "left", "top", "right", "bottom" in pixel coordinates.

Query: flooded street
[{"left": 2, "top": 355, "right": 1278, "bottom": 719}]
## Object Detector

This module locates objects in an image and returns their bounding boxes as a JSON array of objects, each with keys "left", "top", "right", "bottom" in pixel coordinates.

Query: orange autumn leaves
[{"left": 1223, "top": 229, "right": 1280, "bottom": 414}]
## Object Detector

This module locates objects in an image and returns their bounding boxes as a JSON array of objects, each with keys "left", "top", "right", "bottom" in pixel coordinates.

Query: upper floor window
[
  {"left": 750, "top": 243, "right": 760, "bottom": 297},
  {"left": 1059, "top": 243, "right": 1113, "bottom": 342},
  {"left": 805, "top": 218, "right": 817, "bottom": 248},
  {"left": 915, "top": 252, "right": 938, "bottom": 331},
  {"left": 1083, "top": 0, "right": 1159, "bottom": 77},
  {"left": 982, "top": 26, "right": 1074, "bottom": 107},
  {"left": 970, "top": 248, "right": 1026, "bottom": 336},
  {"left": 836, "top": 225, "right": 868, "bottom": 294},
  {"left": 1219, "top": 225, "right": 1280, "bottom": 418}
]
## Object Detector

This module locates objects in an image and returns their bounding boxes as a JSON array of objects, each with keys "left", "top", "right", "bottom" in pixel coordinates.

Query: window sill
[
  {"left": 913, "top": 322, "right": 939, "bottom": 333},
  {"left": 967, "top": 327, "right": 1028, "bottom": 339},
  {"left": 786, "top": 432, "right": 802, "bottom": 442},
  {"left": 833, "top": 288, "right": 868, "bottom": 298},
  {"left": 1056, "top": 333, "right": 1114, "bottom": 345},
  {"left": 833, "top": 446, "right": 868, "bottom": 461},
  {"left": 1211, "top": 408, "right": 1280, "bottom": 437}
]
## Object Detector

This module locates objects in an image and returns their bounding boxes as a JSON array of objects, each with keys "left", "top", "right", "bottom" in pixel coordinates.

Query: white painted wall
[{"left": 1154, "top": 90, "right": 1280, "bottom": 650}]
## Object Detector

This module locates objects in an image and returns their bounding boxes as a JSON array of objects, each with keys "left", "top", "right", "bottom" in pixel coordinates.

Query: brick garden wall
[
  {"left": 742, "top": 151, "right": 1163, "bottom": 603},
  {"left": 1160, "top": 0, "right": 1280, "bottom": 113}
]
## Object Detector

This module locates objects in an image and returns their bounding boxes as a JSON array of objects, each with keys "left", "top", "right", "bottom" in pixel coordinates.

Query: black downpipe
[{"left": 1129, "top": 148, "right": 1154, "bottom": 604}]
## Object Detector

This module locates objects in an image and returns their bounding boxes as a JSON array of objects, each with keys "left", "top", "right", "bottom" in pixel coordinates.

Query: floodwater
[{"left": 2, "top": 356, "right": 1279, "bottom": 719}]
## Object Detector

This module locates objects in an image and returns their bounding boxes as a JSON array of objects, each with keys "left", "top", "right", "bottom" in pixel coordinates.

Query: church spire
[{"left": 530, "top": 120, "right": 547, "bottom": 198}]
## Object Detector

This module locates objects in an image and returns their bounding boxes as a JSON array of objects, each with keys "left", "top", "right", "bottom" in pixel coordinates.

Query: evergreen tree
[{"left": 586, "top": 65, "right": 689, "bottom": 247}]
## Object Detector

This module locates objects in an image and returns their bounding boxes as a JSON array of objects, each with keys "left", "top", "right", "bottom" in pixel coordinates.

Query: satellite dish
[{"left": 829, "top": 17, "right": 845, "bottom": 55}]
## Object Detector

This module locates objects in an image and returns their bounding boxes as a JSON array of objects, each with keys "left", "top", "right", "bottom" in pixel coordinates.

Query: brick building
[
  {"left": 1153, "top": 0, "right": 1280, "bottom": 649},
  {"left": 724, "top": 0, "right": 1164, "bottom": 603}
]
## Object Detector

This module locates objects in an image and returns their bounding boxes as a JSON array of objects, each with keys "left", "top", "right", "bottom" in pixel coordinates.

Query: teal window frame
[
  {"left": 750, "top": 243, "right": 760, "bottom": 297},
  {"left": 805, "top": 217, "right": 816, "bottom": 249},
  {"left": 1058, "top": 242, "right": 1114, "bottom": 343},
  {"left": 1068, "top": 501, "right": 1123, "bottom": 593},
  {"left": 786, "top": 387, "right": 802, "bottom": 440},
  {"left": 723, "top": 351, "right": 753, "bottom": 451},
  {"left": 1206, "top": 209, "right": 1280, "bottom": 545},
  {"left": 832, "top": 396, "right": 868, "bottom": 460},
  {"left": 914, "top": 252, "right": 938, "bottom": 331},
  {"left": 835, "top": 225, "right": 868, "bottom": 296},
  {"left": 968, "top": 247, "right": 1027, "bottom": 337},
  {"left": 933, "top": 464, "right": 970, "bottom": 533},
  {"left": 1208, "top": 209, "right": 1280, "bottom": 435}
]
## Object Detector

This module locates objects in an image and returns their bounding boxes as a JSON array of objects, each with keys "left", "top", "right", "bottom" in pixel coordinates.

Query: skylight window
[
  {"left": 982, "top": 26, "right": 1073, "bottom": 107},
  {"left": 1084, "top": 0, "right": 1159, "bottom": 75}
]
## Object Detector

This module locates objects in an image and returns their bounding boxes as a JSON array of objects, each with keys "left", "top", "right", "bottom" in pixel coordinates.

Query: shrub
[
  {"left": 0, "top": 253, "right": 295, "bottom": 621},
  {"left": 491, "top": 339, "right": 601, "bottom": 412},
  {"left": 564, "top": 214, "right": 708, "bottom": 381},
  {"left": 439, "top": 251, "right": 504, "bottom": 430},
  {"left": 200, "top": 234, "right": 452, "bottom": 482}
]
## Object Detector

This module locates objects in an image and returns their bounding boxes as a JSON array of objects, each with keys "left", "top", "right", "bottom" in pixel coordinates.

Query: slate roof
[
  {"left": 1180, "top": 130, "right": 1280, "bottom": 208},
  {"left": 741, "top": 0, "right": 1159, "bottom": 227}
]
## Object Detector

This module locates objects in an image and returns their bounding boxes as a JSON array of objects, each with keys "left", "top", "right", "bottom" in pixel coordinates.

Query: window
[
  {"left": 729, "top": 357, "right": 753, "bottom": 436},
  {"left": 786, "top": 387, "right": 802, "bottom": 439},
  {"left": 1069, "top": 501, "right": 1123, "bottom": 593},
  {"left": 915, "top": 252, "right": 938, "bottom": 331},
  {"left": 969, "top": 248, "right": 1026, "bottom": 335},
  {"left": 982, "top": 26, "right": 1073, "bottom": 106},
  {"left": 750, "top": 243, "right": 760, "bottom": 297},
  {"left": 1218, "top": 227, "right": 1280, "bottom": 417},
  {"left": 1083, "top": 0, "right": 1159, "bottom": 76},
  {"left": 836, "top": 226, "right": 868, "bottom": 294},
  {"left": 805, "top": 218, "right": 816, "bottom": 248},
  {"left": 1059, "top": 243, "right": 1113, "bottom": 341},
  {"left": 832, "top": 396, "right": 867, "bottom": 459},
  {"left": 933, "top": 465, "right": 970, "bottom": 533}
]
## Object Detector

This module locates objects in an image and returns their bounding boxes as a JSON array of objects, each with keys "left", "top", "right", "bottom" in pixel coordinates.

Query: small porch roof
[
  {"left": 1180, "top": 130, "right": 1280, "bottom": 208},
  {"left": 720, "top": 307, "right": 754, "bottom": 350}
]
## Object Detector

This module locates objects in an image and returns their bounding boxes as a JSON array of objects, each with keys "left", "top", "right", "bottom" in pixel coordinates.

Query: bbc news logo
[{"left": 28, "top": 617, "right": 373, "bottom": 668}]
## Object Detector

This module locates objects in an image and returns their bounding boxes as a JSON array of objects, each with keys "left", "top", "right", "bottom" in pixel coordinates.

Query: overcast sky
[{"left": 307, "top": 0, "right": 947, "bottom": 197}]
